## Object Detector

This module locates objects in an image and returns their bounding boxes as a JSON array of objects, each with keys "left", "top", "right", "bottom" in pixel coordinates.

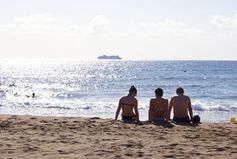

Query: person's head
[
  {"left": 155, "top": 88, "right": 163, "bottom": 97},
  {"left": 176, "top": 87, "right": 184, "bottom": 95},
  {"left": 129, "top": 85, "right": 137, "bottom": 96}
]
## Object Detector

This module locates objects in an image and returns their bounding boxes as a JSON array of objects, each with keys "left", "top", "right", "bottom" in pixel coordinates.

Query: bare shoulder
[
  {"left": 149, "top": 98, "right": 156, "bottom": 106},
  {"left": 170, "top": 96, "right": 179, "bottom": 104},
  {"left": 150, "top": 98, "right": 156, "bottom": 102},
  {"left": 119, "top": 96, "right": 127, "bottom": 102},
  {"left": 183, "top": 95, "right": 190, "bottom": 100},
  {"left": 171, "top": 96, "right": 177, "bottom": 100},
  {"left": 164, "top": 98, "right": 169, "bottom": 103}
]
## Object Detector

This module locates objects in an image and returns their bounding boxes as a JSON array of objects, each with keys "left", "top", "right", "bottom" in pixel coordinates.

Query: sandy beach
[{"left": 0, "top": 115, "right": 236, "bottom": 159}]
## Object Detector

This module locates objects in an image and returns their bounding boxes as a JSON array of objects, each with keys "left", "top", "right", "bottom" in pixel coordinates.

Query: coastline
[{"left": 0, "top": 115, "right": 237, "bottom": 158}]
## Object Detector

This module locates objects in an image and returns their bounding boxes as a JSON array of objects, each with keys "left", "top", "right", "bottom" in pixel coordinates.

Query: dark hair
[
  {"left": 155, "top": 88, "right": 163, "bottom": 97},
  {"left": 129, "top": 85, "right": 137, "bottom": 94},
  {"left": 176, "top": 87, "right": 184, "bottom": 94}
]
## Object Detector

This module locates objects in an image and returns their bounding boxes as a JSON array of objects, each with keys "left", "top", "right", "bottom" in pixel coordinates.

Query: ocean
[{"left": 0, "top": 59, "right": 237, "bottom": 123}]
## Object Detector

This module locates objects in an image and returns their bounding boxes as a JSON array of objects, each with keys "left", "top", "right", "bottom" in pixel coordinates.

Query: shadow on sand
[
  {"left": 172, "top": 121, "right": 200, "bottom": 127},
  {"left": 121, "top": 120, "right": 175, "bottom": 128},
  {"left": 121, "top": 120, "right": 200, "bottom": 128},
  {"left": 151, "top": 121, "right": 175, "bottom": 128}
]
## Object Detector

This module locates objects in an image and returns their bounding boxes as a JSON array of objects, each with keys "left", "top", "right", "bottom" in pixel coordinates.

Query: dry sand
[{"left": 0, "top": 115, "right": 237, "bottom": 159}]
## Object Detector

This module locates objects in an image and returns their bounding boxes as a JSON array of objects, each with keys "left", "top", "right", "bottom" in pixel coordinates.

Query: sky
[{"left": 0, "top": 0, "right": 237, "bottom": 60}]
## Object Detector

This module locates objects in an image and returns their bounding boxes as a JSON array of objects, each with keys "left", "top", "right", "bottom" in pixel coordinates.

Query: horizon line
[{"left": 0, "top": 58, "right": 237, "bottom": 61}]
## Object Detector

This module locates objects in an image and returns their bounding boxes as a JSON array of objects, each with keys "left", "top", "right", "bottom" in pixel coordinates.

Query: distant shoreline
[{"left": 0, "top": 58, "right": 237, "bottom": 61}]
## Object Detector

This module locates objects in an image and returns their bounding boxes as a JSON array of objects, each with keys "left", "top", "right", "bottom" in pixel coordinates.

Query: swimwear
[
  {"left": 154, "top": 117, "right": 165, "bottom": 122},
  {"left": 152, "top": 117, "right": 165, "bottom": 122},
  {"left": 122, "top": 115, "right": 135, "bottom": 121},
  {"left": 173, "top": 116, "right": 190, "bottom": 123}
]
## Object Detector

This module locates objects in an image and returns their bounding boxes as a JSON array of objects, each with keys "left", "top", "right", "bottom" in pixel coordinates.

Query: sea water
[{"left": 0, "top": 59, "right": 237, "bottom": 123}]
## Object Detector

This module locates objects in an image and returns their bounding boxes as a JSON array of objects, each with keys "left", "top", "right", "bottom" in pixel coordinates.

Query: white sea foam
[
  {"left": 192, "top": 100, "right": 237, "bottom": 112},
  {"left": 192, "top": 101, "right": 208, "bottom": 111}
]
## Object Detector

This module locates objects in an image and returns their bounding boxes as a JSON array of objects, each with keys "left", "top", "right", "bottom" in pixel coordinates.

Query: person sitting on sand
[
  {"left": 168, "top": 87, "right": 193, "bottom": 123},
  {"left": 115, "top": 85, "right": 139, "bottom": 122},
  {"left": 149, "top": 88, "right": 168, "bottom": 122}
]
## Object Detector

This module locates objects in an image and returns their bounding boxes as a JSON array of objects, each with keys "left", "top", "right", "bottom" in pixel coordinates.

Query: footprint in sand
[
  {"left": 58, "top": 150, "right": 69, "bottom": 154},
  {"left": 163, "top": 154, "right": 175, "bottom": 158},
  {"left": 137, "top": 151, "right": 144, "bottom": 157},
  {"left": 125, "top": 153, "right": 133, "bottom": 157}
]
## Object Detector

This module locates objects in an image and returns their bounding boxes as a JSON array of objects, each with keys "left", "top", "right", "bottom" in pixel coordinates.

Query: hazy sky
[{"left": 0, "top": 0, "right": 237, "bottom": 60}]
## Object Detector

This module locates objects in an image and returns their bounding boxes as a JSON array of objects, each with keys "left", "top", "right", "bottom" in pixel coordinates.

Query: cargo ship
[{"left": 97, "top": 55, "right": 122, "bottom": 60}]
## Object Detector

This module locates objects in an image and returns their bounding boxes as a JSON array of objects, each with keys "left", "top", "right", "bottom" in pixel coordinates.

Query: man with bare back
[
  {"left": 149, "top": 88, "right": 168, "bottom": 122},
  {"left": 168, "top": 87, "right": 193, "bottom": 123},
  {"left": 115, "top": 86, "right": 139, "bottom": 122}
]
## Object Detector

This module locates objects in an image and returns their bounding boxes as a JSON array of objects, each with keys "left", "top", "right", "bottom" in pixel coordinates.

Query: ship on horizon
[{"left": 97, "top": 55, "right": 122, "bottom": 60}]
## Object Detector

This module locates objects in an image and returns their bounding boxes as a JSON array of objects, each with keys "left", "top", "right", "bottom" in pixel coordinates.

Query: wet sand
[{"left": 0, "top": 115, "right": 237, "bottom": 159}]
